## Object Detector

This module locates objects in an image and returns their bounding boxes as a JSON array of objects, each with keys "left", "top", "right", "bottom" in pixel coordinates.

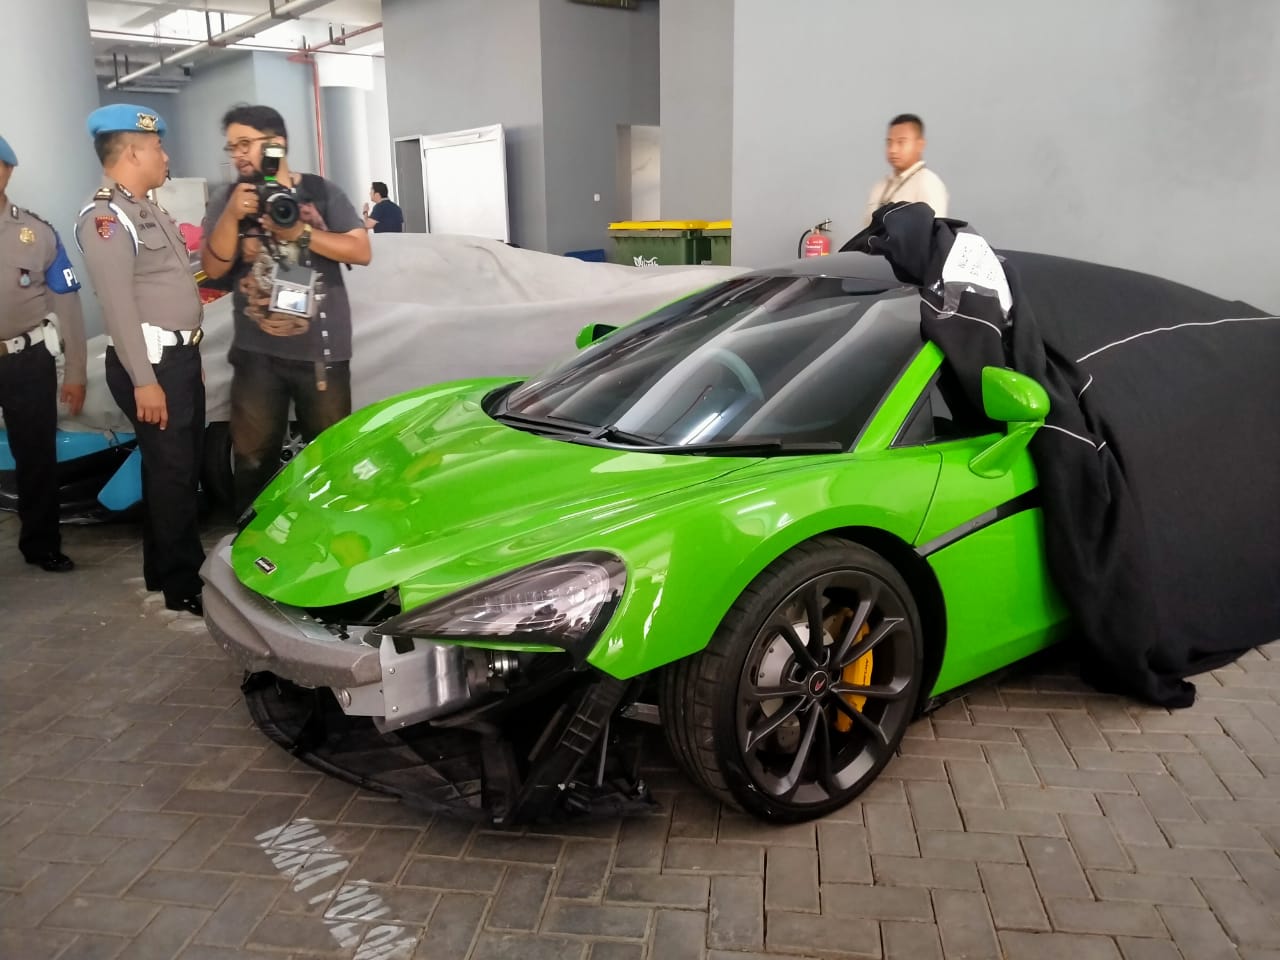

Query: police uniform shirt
[
  {"left": 864, "top": 161, "right": 949, "bottom": 225},
  {"left": 0, "top": 204, "right": 87, "bottom": 383},
  {"left": 76, "top": 178, "right": 202, "bottom": 388}
]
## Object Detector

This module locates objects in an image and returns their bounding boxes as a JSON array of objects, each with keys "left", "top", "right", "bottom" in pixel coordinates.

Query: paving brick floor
[{"left": 2, "top": 515, "right": 1278, "bottom": 959}]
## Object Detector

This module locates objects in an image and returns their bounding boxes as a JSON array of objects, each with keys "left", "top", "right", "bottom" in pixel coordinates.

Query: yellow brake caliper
[{"left": 826, "top": 609, "right": 873, "bottom": 732}]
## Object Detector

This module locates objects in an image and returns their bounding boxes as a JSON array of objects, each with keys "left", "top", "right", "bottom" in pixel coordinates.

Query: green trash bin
[
  {"left": 703, "top": 220, "right": 732, "bottom": 265},
  {"left": 607, "top": 220, "right": 709, "bottom": 266}
]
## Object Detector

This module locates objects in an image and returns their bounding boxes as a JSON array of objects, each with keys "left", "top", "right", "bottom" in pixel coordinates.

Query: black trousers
[
  {"left": 228, "top": 347, "right": 351, "bottom": 516},
  {"left": 0, "top": 343, "right": 61, "bottom": 559},
  {"left": 105, "top": 345, "right": 206, "bottom": 601}
]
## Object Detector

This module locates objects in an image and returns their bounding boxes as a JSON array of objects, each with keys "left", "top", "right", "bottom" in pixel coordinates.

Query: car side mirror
[
  {"left": 575, "top": 322, "right": 618, "bottom": 349},
  {"left": 981, "top": 366, "right": 1050, "bottom": 423},
  {"left": 969, "top": 367, "right": 1050, "bottom": 479}
]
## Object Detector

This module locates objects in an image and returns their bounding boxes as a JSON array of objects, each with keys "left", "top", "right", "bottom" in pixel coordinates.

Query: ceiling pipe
[
  {"left": 303, "top": 21, "right": 382, "bottom": 53},
  {"left": 287, "top": 23, "right": 383, "bottom": 181},
  {"left": 93, "top": 29, "right": 385, "bottom": 61},
  {"left": 105, "top": 0, "right": 334, "bottom": 90}
]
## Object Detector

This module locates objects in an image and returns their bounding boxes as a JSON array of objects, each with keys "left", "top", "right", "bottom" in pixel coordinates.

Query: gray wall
[
  {"left": 382, "top": 0, "right": 659, "bottom": 253},
  {"left": 367, "top": 59, "right": 394, "bottom": 202},
  {"left": 168, "top": 52, "right": 257, "bottom": 186},
  {"left": 660, "top": 0, "right": 732, "bottom": 220},
  {"left": 321, "top": 86, "right": 369, "bottom": 210},
  {"left": 0, "top": 0, "right": 103, "bottom": 332},
  {"left": 383, "top": 0, "right": 547, "bottom": 249},
  {"left": 251, "top": 53, "right": 320, "bottom": 182},
  {"left": 540, "top": 0, "right": 660, "bottom": 254},
  {"left": 732, "top": 0, "right": 1280, "bottom": 310},
  {"left": 628, "top": 0, "right": 662, "bottom": 136}
]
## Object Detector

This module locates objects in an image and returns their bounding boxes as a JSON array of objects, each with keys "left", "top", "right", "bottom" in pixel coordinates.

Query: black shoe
[
  {"left": 165, "top": 594, "right": 203, "bottom": 617},
  {"left": 25, "top": 552, "right": 74, "bottom": 573}
]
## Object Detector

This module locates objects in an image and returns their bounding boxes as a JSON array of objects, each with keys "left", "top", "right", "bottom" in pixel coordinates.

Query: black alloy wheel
[{"left": 662, "top": 537, "right": 924, "bottom": 822}]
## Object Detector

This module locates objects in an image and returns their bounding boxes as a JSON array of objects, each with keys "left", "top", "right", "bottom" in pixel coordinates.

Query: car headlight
[{"left": 371, "top": 551, "right": 626, "bottom": 663}]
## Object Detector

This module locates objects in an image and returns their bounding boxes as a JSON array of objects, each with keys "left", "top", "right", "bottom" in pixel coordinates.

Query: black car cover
[{"left": 844, "top": 202, "right": 1279, "bottom": 707}]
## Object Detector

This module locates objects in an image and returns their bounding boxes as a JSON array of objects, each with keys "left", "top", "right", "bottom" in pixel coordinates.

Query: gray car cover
[{"left": 844, "top": 201, "right": 1279, "bottom": 707}]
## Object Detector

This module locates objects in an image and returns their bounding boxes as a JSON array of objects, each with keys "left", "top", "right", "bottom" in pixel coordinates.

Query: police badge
[
  {"left": 136, "top": 113, "right": 158, "bottom": 133},
  {"left": 18, "top": 226, "right": 35, "bottom": 245}
]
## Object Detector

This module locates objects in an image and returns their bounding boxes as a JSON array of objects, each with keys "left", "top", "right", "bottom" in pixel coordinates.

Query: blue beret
[
  {"left": 86, "top": 104, "right": 167, "bottom": 138},
  {"left": 0, "top": 135, "right": 16, "bottom": 167}
]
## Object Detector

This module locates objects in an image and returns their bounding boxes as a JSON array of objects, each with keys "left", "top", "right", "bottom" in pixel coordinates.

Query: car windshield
[{"left": 498, "top": 274, "right": 924, "bottom": 451}]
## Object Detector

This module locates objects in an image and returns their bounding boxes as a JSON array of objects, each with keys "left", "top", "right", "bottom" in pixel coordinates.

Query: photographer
[{"left": 200, "top": 104, "right": 371, "bottom": 514}]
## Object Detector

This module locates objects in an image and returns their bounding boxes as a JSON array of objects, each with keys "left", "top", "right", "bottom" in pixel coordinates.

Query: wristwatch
[{"left": 298, "top": 222, "right": 313, "bottom": 248}]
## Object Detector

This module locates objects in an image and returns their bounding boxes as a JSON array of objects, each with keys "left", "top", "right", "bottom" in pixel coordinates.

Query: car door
[{"left": 895, "top": 367, "right": 1071, "bottom": 697}]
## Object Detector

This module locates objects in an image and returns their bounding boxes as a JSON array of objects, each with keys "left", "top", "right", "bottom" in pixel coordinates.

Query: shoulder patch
[{"left": 75, "top": 198, "right": 139, "bottom": 255}]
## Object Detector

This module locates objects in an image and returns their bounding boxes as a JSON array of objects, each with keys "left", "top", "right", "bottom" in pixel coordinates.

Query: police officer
[
  {"left": 75, "top": 106, "right": 206, "bottom": 616},
  {"left": 0, "top": 134, "right": 87, "bottom": 572}
]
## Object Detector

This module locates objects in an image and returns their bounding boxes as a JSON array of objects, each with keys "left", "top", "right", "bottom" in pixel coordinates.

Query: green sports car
[{"left": 201, "top": 251, "right": 1072, "bottom": 825}]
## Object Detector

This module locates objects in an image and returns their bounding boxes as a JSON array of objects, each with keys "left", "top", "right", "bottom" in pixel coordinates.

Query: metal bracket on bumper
[
  {"left": 201, "top": 535, "right": 487, "bottom": 729},
  {"left": 200, "top": 535, "right": 381, "bottom": 689}
]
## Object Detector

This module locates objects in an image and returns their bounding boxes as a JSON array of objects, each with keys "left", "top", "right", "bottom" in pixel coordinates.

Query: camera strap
[
  {"left": 302, "top": 245, "right": 331, "bottom": 392},
  {"left": 293, "top": 174, "right": 334, "bottom": 393}
]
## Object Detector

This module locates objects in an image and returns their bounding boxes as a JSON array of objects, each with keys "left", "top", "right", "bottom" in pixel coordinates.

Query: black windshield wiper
[
  {"left": 566, "top": 436, "right": 844, "bottom": 456},
  {"left": 668, "top": 439, "right": 845, "bottom": 456},
  {"left": 588, "top": 425, "right": 664, "bottom": 447},
  {"left": 496, "top": 413, "right": 841, "bottom": 457},
  {"left": 491, "top": 410, "right": 595, "bottom": 436}
]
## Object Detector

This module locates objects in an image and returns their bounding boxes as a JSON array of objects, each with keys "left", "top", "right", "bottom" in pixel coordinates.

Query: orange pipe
[
  {"left": 311, "top": 56, "right": 325, "bottom": 177},
  {"left": 288, "top": 22, "right": 383, "bottom": 178},
  {"left": 286, "top": 51, "right": 325, "bottom": 177}
]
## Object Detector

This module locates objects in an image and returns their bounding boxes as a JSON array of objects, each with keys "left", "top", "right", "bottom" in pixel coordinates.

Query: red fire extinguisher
[{"left": 798, "top": 219, "right": 833, "bottom": 258}]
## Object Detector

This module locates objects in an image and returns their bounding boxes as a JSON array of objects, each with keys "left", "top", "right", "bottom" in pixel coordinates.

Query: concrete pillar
[
  {"left": 316, "top": 53, "right": 373, "bottom": 210},
  {"left": 0, "top": 0, "right": 105, "bottom": 331},
  {"left": 321, "top": 87, "right": 370, "bottom": 209}
]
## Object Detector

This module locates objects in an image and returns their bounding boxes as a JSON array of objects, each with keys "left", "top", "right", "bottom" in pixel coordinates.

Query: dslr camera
[
  {"left": 241, "top": 141, "right": 300, "bottom": 229},
  {"left": 240, "top": 141, "right": 318, "bottom": 320}
]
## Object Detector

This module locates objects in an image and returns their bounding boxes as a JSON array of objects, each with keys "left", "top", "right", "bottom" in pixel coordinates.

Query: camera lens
[{"left": 265, "top": 191, "right": 300, "bottom": 228}]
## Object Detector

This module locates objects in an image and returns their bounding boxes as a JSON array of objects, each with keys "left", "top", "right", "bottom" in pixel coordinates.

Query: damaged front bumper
[
  {"left": 200, "top": 535, "right": 494, "bottom": 732},
  {"left": 199, "top": 534, "right": 655, "bottom": 825}
]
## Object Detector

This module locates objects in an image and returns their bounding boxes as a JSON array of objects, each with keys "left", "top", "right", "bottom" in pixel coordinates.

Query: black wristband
[{"left": 204, "top": 241, "right": 234, "bottom": 264}]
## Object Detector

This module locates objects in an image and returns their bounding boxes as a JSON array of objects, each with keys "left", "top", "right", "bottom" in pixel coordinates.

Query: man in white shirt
[{"left": 864, "top": 113, "right": 949, "bottom": 225}]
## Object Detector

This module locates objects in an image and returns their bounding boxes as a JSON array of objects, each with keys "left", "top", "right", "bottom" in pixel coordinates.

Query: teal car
[{"left": 201, "top": 251, "right": 1069, "bottom": 825}]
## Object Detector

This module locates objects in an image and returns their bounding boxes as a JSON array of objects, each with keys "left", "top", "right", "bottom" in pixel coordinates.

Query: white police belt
[
  {"left": 0, "top": 322, "right": 49, "bottom": 358},
  {"left": 107, "top": 323, "right": 204, "bottom": 363}
]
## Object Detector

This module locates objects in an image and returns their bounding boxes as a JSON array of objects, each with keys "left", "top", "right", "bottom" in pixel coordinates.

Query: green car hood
[{"left": 232, "top": 381, "right": 749, "bottom": 607}]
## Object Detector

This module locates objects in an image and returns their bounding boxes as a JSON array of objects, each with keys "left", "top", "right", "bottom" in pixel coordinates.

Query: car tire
[
  {"left": 201, "top": 422, "right": 235, "bottom": 515},
  {"left": 661, "top": 536, "right": 924, "bottom": 822},
  {"left": 201, "top": 420, "right": 305, "bottom": 517}
]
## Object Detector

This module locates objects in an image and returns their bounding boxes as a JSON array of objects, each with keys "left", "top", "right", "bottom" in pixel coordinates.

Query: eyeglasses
[{"left": 223, "top": 136, "right": 270, "bottom": 155}]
